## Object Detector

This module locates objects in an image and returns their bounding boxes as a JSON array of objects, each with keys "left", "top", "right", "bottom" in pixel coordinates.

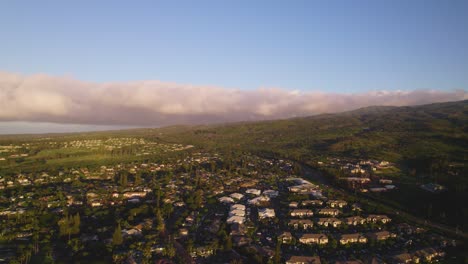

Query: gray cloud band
[{"left": 0, "top": 72, "right": 466, "bottom": 126}]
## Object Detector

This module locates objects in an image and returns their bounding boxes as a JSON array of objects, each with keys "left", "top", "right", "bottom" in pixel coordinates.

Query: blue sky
[{"left": 1, "top": 0, "right": 467, "bottom": 93}]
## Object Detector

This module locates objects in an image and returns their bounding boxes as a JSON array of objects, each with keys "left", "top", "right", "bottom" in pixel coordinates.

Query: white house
[
  {"left": 230, "top": 193, "right": 244, "bottom": 200},
  {"left": 245, "top": 189, "right": 261, "bottom": 196},
  {"left": 258, "top": 208, "right": 275, "bottom": 219},
  {"left": 230, "top": 204, "right": 246, "bottom": 211},
  {"left": 219, "top": 196, "right": 235, "bottom": 204},
  {"left": 262, "top": 190, "right": 279, "bottom": 198},
  {"left": 227, "top": 215, "right": 245, "bottom": 225}
]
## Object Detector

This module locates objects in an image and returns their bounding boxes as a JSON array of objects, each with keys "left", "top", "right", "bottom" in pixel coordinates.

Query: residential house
[
  {"left": 289, "top": 202, "right": 299, "bottom": 208},
  {"left": 227, "top": 215, "right": 245, "bottom": 225},
  {"left": 231, "top": 204, "right": 246, "bottom": 211},
  {"left": 344, "top": 216, "right": 366, "bottom": 226},
  {"left": 219, "top": 196, "right": 235, "bottom": 204},
  {"left": 247, "top": 196, "right": 270, "bottom": 206},
  {"left": 301, "top": 200, "right": 323, "bottom": 207},
  {"left": 230, "top": 193, "right": 244, "bottom": 200},
  {"left": 391, "top": 253, "right": 420, "bottom": 264},
  {"left": 368, "top": 231, "right": 396, "bottom": 241},
  {"left": 339, "top": 233, "right": 368, "bottom": 245},
  {"left": 290, "top": 209, "right": 314, "bottom": 218},
  {"left": 229, "top": 209, "right": 246, "bottom": 217},
  {"left": 327, "top": 200, "right": 347, "bottom": 208},
  {"left": 299, "top": 234, "right": 329, "bottom": 245},
  {"left": 258, "top": 208, "right": 276, "bottom": 219},
  {"left": 414, "top": 248, "right": 444, "bottom": 262},
  {"left": 278, "top": 232, "right": 293, "bottom": 244},
  {"left": 262, "top": 190, "right": 279, "bottom": 198},
  {"left": 286, "top": 256, "right": 321, "bottom": 264},
  {"left": 379, "top": 179, "right": 393, "bottom": 184},
  {"left": 245, "top": 189, "right": 261, "bottom": 196},
  {"left": 179, "top": 228, "right": 189, "bottom": 236},
  {"left": 317, "top": 218, "right": 342, "bottom": 228},
  {"left": 123, "top": 191, "right": 147, "bottom": 199},
  {"left": 289, "top": 219, "right": 314, "bottom": 230},
  {"left": 288, "top": 185, "right": 319, "bottom": 194},
  {"left": 367, "top": 215, "right": 391, "bottom": 224},
  {"left": 317, "top": 208, "right": 340, "bottom": 216}
]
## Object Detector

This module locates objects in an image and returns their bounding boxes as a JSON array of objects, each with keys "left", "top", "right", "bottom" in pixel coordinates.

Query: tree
[
  {"left": 186, "top": 239, "right": 194, "bottom": 254},
  {"left": 119, "top": 173, "right": 128, "bottom": 187},
  {"left": 112, "top": 223, "right": 123, "bottom": 246},
  {"left": 274, "top": 241, "right": 281, "bottom": 264},
  {"left": 211, "top": 161, "right": 216, "bottom": 173},
  {"left": 164, "top": 241, "right": 176, "bottom": 258},
  {"left": 135, "top": 173, "right": 142, "bottom": 186},
  {"left": 142, "top": 244, "right": 152, "bottom": 264},
  {"left": 58, "top": 213, "right": 80, "bottom": 241},
  {"left": 155, "top": 207, "right": 165, "bottom": 232},
  {"left": 225, "top": 235, "right": 232, "bottom": 251},
  {"left": 72, "top": 213, "right": 80, "bottom": 235}
]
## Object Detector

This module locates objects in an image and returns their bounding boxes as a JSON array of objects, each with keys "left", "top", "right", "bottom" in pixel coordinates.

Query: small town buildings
[
  {"left": 414, "top": 248, "right": 445, "bottom": 262},
  {"left": 335, "top": 261, "right": 364, "bottom": 264},
  {"left": 289, "top": 202, "right": 299, "bottom": 208},
  {"left": 299, "top": 234, "right": 329, "bottom": 245},
  {"left": 369, "top": 188, "right": 387, "bottom": 193},
  {"left": 380, "top": 179, "right": 393, "bottom": 184},
  {"left": 289, "top": 219, "right": 314, "bottom": 230},
  {"left": 342, "top": 177, "right": 371, "bottom": 183},
  {"left": 262, "top": 189, "right": 279, "bottom": 198},
  {"left": 229, "top": 209, "right": 246, "bottom": 217},
  {"left": 317, "top": 218, "right": 342, "bottom": 228},
  {"left": 290, "top": 209, "right": 314, "bottom": 218},
  {"left": 397, "top": 223, "right": 425, "bottom": 235},
  {"left": 174, "top": 201, "right": 185, "bottom": 207},
  {"left": 327, "top": 200, "right": 347, "bottom": 208},
  {"left": 317, "top": 208, "right": 340, "bottom": 216},
  {"left": 367, "top": 214, "right": 391, "bottom": 224},
  {"left": 247, "top": 196, "right": 270, "bottom": 205},
  {"left": 391, "top": 253, "right": 420, "bottom": 264},
  {"left": 278, "top": 232, "right": 293, "bottom": 244},
  {"left": 227, "top": 215, "right": 245, "bottom": 225},
  {"left": 245, "top": 189, "right": 261, "bottom": 196},
  {"left": 122, "top": 191, "right": 147, "bottom": 199},
  {"left": 368, "top": 231, "right": 396, "bottom": 241},
  {"left": 344, "top": 216, "right": 366, "bottom": 226},
  {"left": 231, "top": 204, "right": 246, "bottom": 211},
  {"left": 258, "top": 208, "right": 275, "bottom": 219},
  {"left": 122, "top": 228, "right": 142, "bottom": 237},
  {"left": 179, "top": 228, "right": 189, "bottom": 236},
  {"left": 288, "top": 185, "right": 319, "bottom": 194},
  {"left": 230, "top": 193, "right": 244, "bottom": 200},
  {"left": 286, "top": 256, "right": 321, "bottom": 264},
  {"left": 301, "top": 200, "right": 323, "bottom": 207},
  {"left": 420, "top": 183, "right": 446, "bottom": 193},
  {"left": 219, "top": 196, "right": 235, "bottom": 204},
  {"left": 339, "top": 233, "right": 368, "bottom": 245},
  {"left": 230, "top": 223, "right": 247, "bottom": 236}
]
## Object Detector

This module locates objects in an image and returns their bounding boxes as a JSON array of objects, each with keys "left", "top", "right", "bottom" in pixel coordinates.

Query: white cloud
[{"left": 0, "top": 71, "right": 466, "bottom": 126}]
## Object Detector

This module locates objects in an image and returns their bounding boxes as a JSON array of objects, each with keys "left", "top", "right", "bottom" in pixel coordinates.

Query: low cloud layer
[{"left": 0, "top": 71, "right": 466, "bottom": 127}]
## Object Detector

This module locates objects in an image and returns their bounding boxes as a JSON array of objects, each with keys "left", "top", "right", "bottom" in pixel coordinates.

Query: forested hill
[
  {"left": 157, "top": 100, "right": 468, "bottom": 165},
  {"left": 1, "top": 99, "right": 467, "bottom": 170}
]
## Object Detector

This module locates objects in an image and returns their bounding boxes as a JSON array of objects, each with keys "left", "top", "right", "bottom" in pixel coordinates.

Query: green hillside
[{"left": 157, "top": 100, "right": 468, "bottom": 163}]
